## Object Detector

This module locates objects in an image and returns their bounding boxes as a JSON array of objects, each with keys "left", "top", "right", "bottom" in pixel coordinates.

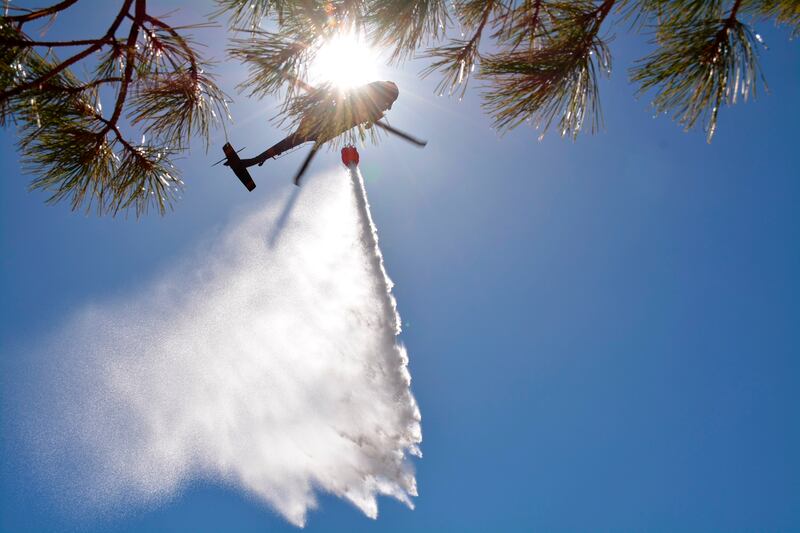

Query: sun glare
[{"left": 309, "top": 31, "right": 381, "bottom": 89}]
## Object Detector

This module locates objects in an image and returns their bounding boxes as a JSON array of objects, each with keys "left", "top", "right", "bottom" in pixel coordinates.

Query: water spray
[
  {"left": 10, "top": 153, "right": 421, "bottom": 527},
  {"left": 341, "top": 145, "right": 402, "bottom": 335}
]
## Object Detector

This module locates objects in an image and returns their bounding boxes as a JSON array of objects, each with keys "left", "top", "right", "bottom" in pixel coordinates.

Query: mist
[{"left": 11, "top": 166, "right": 421, "bottom": 527}]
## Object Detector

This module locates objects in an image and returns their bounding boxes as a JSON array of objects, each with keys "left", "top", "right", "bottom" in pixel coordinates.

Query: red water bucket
[{"left": 341, "top": 145, "right": 359, "bottom": 167}]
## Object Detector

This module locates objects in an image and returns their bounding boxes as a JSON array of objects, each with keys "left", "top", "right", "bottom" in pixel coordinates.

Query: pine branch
[
  {"left": 212, "top": 0, "right": 290, "bottom": 29},
  {"left": 631, "top": 0, "right": 766, "bottom": 142},
  {"left": 1, "top": 0, "right": 229, "bottom": 216},
  {"left": 228, "top": 28, "right": 314, "bottom": 100},
  {"left": 3, "top": 0, "right": 798, "bottom": 218},
  {"left": 367, "top": 0, "right": 450, "bottom": 61},
  {"left": 420, "top": 0, "right": 499, "bottom": 98},
  {"left": 481, "top": 0, "right": 615, "bottom": 138},
  {"left": 746, "top": 0, "right": 800, "bottom": 37},
  {"left": 102, "top": 0, "right": 143, "bottom": 134},
  {"left": 3, "top": 0, "right": 79, "bottom": 24},
  {"left": 0, "top": 36, "right": 114, "bottom": 47},
  {"left": 0, "top": 0, "right": 132, "bottom": 106},
  {"left": 492, "top": 0, "right": 549, "bottom": 51},
  {"left": 225, "top": 1, "right": 367, "bottom": 102}
]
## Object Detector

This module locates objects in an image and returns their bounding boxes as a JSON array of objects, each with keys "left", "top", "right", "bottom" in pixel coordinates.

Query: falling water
[
  {"left": 347, "top": 162, "right": 401, "bottom": 335},
  {"left": 8, "top": 167, "right": 422, "bottom": 528}
]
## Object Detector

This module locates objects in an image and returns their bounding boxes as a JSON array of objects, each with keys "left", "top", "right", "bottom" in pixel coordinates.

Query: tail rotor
[{"left": 222, "top": 142, "right": 257, "bottom": 191}]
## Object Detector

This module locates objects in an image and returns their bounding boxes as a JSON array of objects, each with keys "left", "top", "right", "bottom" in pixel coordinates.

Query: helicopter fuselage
[
  {"left": 221, "top": 80, "right": 425, "bottom": 191},
  {"left": 238, "top": 80, "right": 399, "bottom": 168}
]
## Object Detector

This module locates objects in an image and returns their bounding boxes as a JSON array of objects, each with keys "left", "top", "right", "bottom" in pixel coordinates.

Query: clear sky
[{"left": 2, "top": 2, "right": 799, "bottom": 531}]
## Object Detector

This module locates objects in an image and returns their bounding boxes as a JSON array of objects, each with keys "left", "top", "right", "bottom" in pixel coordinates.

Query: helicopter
[{"left": 220, "top": 80, "right": 427, "bottom": 191}]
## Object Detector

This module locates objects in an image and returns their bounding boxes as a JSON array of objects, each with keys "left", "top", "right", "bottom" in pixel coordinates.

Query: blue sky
[{"left": 2, "top": 2, "right": 799, "bottom": 531}]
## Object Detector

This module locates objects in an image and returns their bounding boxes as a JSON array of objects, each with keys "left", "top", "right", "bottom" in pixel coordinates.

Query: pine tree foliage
[
  {"left": 752, "top": 0, "right": 800, "bottom": 37},
  {"left": 221, "top": 0, "right": 795, "bottom": 146},
  {"left": 481, "top": 1, "right": 614, "bottom": 137},
  {"left": 1, "top": 0, "right": 797, "bottom": 216},
  {"left": 368, "top": 0, "right": 450, "bottom": 61},
  {"left": 1, "top": 0, "right": 228, "bottom": 216},
  {"left": 631, "top": 0, "right": 765, "bottom": 142},
  {"left": 225, "top": 1, "right": 385, "bottom": 148}
]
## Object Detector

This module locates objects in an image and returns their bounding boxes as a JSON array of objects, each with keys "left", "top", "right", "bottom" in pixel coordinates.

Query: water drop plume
[{"left": 11, "top": 167, "right": 422, "bottom": 527}]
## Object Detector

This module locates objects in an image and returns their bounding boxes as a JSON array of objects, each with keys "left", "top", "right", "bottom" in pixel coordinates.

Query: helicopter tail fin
[{"left": 223, "top": 142, "right": 256, "bottom": 191}]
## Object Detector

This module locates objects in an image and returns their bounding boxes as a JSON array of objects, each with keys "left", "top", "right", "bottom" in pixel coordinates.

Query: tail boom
[
  {"left": 222, "top": 132, "right": 312, "bottom": 191},
  {"left": 240, "top": 132, "right": 311, "bottom": 167}
]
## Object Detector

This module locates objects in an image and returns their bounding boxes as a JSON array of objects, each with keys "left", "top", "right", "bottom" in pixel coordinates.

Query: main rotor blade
[
  {"left": 374, "top": 121, "right": 427, "bottom": 147},
  {"left": 293, "top": 144, "right": 320, "bottom": 186},
  {"left": 211, "top": 146, "right": 246, "bottom": 167}
]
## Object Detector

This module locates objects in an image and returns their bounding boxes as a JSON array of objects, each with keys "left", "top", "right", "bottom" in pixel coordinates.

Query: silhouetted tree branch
[
  {"left": 1, "top": 0, "right": 228, "bottom": 216},
  {"left": 1, "top": 0, "right": 797, "bottom": 216}
]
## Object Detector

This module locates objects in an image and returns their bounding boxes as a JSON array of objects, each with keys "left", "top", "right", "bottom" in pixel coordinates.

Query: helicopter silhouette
[{"left": 220, "top": 80, "right": 427, "bottom": 190}]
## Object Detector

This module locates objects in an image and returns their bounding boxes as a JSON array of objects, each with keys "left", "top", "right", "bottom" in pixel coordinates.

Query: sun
[{"left": 309, "top": 30, "right": 381, "bottom": 89}]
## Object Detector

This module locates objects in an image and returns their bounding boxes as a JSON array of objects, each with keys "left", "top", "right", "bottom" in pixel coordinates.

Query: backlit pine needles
[
  {"left": 1, "top": 0, "right": 797, "bottom": 216},
  {"left": 1, "top": 0, "right": 229, "bottom": 217}
]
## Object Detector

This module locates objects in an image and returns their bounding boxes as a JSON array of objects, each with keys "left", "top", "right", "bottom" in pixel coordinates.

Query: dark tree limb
[
  {"left": 4, "top": 0, "right": 80, "bottom": 24},
  {"left": 0, "top": 0, "right": 134, "bottom": 105}
]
